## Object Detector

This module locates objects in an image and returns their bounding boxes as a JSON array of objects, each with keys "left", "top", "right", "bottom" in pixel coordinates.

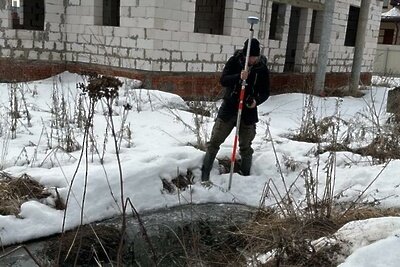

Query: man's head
[{"left": 243, "top": 38, "right": 260, "bottom": 65}]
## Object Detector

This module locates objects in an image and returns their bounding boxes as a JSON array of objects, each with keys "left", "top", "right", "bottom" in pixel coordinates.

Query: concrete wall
[
  {"left": 374, "top": 44, "right": 400, "bottom": 75},
  {"left": 0, "top": 0, "right": 383, "bottom": 91},
  {"left": 59, "top": 0, "right": 264, "bottom": 73}
]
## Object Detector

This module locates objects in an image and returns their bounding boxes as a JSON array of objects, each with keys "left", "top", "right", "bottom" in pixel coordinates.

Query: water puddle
[{"left": 1, "top": 203, "right": 256, "bottom": 266}]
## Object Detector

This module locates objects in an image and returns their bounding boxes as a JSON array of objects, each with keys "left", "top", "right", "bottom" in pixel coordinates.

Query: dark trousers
[{"left": 201, "top": 117, "right": 256, "bottom": 181}]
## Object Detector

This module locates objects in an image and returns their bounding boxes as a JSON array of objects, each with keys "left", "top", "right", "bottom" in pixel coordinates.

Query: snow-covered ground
[{"left": 0, "top": 72, "right": 399, "bottom": 266}]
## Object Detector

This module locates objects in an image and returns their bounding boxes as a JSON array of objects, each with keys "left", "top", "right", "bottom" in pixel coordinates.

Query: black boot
[
  {"left": 240, "top": 156, "right": 252, "bottom": 176},
  {"left": 201, "top": 152, "right": 217, "bottom": 181}
]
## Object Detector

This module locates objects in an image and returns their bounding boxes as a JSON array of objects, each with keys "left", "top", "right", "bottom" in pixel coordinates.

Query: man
[{"left": 201, "top": 38, "right": 270, "bottom": 182}]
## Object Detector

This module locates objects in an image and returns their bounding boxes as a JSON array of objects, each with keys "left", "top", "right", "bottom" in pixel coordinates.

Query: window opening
[
  {"left": 390, "top": 0, "right": 400, "bottom": 7},
  {"left": 194, "top": 0, "right": 226, "bottom": 35},
  {"left": 309, "top": 10, "right": 322, "bottom": 44},
  {"left": 284, "top": 6, "right": 300, "bottom": 72},
  {"left": 103, "top": 0, "right": 120, "bottom": 26},
  {"left": 383, "top": 29, "right": 395, "bottom": 44},
  {"left": 94, "top": 0, "right": 120, "bottom": 26},
  {"left": 269, "top": 2, "right": 285, "bottom": 40},
  {"left": 344, "top": 6, "right": 360, "bottom": 47},
  {"left": 11, "top": 0, "right": 45, "bottom": 30}
]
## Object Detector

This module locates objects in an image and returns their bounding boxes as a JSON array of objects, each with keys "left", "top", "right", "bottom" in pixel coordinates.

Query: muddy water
[{"left": 1, "top": 203, "right": 256, "bottom": 266}]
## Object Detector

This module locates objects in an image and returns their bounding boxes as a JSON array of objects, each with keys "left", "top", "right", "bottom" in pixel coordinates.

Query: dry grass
[
  {"left": 0, "top": 172, "right": 53, "bottom": 216},
  {"left": 238, "top": 206, "right": 400, "bottom": 266},
  {"left": 47, "top": 224, "right": 120, "bottom": 266},
  {"left": 322, "top": 87, "right": 366, "bottom": 98}
]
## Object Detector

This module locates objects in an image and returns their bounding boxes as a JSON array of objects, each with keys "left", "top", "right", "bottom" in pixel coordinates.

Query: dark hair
[{"left": 243, "top": 38, "right": 260, "bottom": 56}]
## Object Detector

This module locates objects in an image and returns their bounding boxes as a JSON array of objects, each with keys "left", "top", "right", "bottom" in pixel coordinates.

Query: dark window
[
  {"left": 13, "top": 0, "right": 45, "bottom": 30},
  {"left": 103, "top": 0, "right": 120, "bottom": 26},
  {"left": 383, "top": 29, "right": 394, "bottom": 44},
  {"left": 269, "top": 2, "right": 285, "bottom": 40},
  {"left": 344, "top": 6, "right": 360, "bottom": 47},
  {"left": 391, "top": 0, "right": 400, "bottom": 6},
  {"left": 309, "top": 10, "right": 322, "bottom": 44},
  {"left": 194, "top": 0, "right": 226, "bottom": 35},
  {"left": 383, "top": 0, "right": 389, "bottom": 8}
]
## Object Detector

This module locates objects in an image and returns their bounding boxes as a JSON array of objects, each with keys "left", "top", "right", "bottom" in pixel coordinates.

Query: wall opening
[
  {"left": 284, "top": 6, "right": 300, "bottom": 72},
  {"left": 383, "top": 0, "right": 389, "bottom": 8},
  {"left": 269, "top": 2, "right": 286, "bottom": 40},
  {"left": 10, "top": 0, "right": 22, "bottom": 29},
  {"left": 10, "top": 0, "right": 45, "bottom": 30},
  {"left": 390, "top": 0, "right": 400, "bottom": 7},
  {"left": 194, "top": 0, "right": 226, "bottom": 34},
  {"left": 103, "top": 0, "right": 120, "bottom": 26},
  {"left": 344, "top": 6, "right": 360, "bottom": 47},
  {"left": 382, "top": 28, "right": 395, "bottom": 44},
  {"left": 94, "top": 0, "right": 120, "bottom": 26},
  {"left": 309, "top": 10, "right": 322, "bottom": 44}
]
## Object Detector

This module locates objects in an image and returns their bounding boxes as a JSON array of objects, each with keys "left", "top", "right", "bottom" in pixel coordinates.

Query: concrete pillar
[
  {"left": 313, "top": 0, "right": 335, "bottom": 94},
  {"left": 350, "top": 0, "right": 371, "bottom": 92}
]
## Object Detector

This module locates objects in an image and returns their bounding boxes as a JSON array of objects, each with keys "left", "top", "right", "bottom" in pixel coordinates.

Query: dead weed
[
  {"left": 0, "top": 172, "right": 54, "bottom": 216},
  {"left": 47, "top": 224, "right": 120, "bottom": 266},
  {"left": 239, "top": 206, "right": 400, "bottom": 266}
]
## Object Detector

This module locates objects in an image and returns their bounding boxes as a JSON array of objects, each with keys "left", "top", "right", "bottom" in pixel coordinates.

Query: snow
[
  {"left": 382, "top": 7, "right": 400, "bottom": 18},
  {"left": 0, "top": 72, "right": 400, "bottom": 266}
]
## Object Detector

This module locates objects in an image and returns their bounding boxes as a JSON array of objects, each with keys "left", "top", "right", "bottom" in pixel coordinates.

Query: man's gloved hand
[
  {"left": 241, "top": 70, "right": 249, "bottom": 80},
  {"left": 245, "top": 96, "right": 256, "bottom": 108}
]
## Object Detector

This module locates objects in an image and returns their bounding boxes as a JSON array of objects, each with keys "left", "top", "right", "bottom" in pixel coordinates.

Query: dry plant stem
[
  {"left": 159, "top": 95, "right": 209, "bottom": 149},
  {"left": 72, "top": 236, "right": 83, "bottom": 266},
  {"left": 341, "top": 159, "right": 392, "bottom": 219},
  {"left": 323, "top": 152, "right": 336, "bottom": 218},
  {"left": 126, "top": 198, "right": 158, "bottom": 265},
  {"left": 78, "top": 99, "right": 98, "bottom": 227},
  {"left": 52, "top": 155, "right": 114, "bottom": 266},
  {"left": 1, "top": 108, "right": 33, "bottom": 136},
  {"left": 57, "top": 100, "right": 95, "bottom": 264},
  {"left": 266, "top": 123, "right": 297, "bottom": 215},
  {"left": 87, "top": 131, "right": 120, "bottom": 210},
  {"left": 266, "top": 124, "right": 289, "bottom": 193},
  {"left": 60, "top": 97, "right": 115, "bottom": 266},
  {"left": 258, "top": 180, "right": 271, "bottom": 208},
  {"left": 19, "top": 84, "right": 32, "bottom": 127},
  {"left": 0, "top": 245, "right": 43, "bottom": 266},
  {"left": 117, "top": 107, "right": 130, "bottom": 151},
  {"left": 106, "top": 99, "right": 126, "bottom": 267},
  {"left": 362, "top": 90, "right": 384, "bottom": 133},
  {"left": 157, "top": 223, "right": 189, "bottom": 265},
  {"left": 0, "top": 129, "right": 11, "bottom": 169},
  {"left": 9, "top": 83, "right": 19, "bottom": 139}
]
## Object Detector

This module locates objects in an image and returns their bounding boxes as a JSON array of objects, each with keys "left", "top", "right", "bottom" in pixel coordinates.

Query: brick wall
[
  {"left": 0, "top": 0, "right": 382, "bottom": 73},
  {"left": 0, "top": 58, "right": 372, "bottom": 99},
  {"left": 0, "top": 0, "right": 381, "bottom": 95}
]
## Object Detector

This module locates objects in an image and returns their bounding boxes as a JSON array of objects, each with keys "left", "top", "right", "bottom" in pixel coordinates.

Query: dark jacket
[{"left": 217, "top": 50, "right": 270, "bottom": 125}]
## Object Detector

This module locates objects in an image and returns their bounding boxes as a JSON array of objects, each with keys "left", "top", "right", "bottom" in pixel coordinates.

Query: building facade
[
  {"left": 0, "top": 0, "right": 383, "bottom": 97},
  {"left": 378, "top": 0, "right": 400, "bottom": 45}
]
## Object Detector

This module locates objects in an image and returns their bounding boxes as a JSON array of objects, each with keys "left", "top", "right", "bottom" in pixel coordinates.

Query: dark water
[{"left": 0, "top": 203, "right": 255, "bottom": 266}]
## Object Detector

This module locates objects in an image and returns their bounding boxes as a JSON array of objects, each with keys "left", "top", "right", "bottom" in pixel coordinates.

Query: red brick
[{"left": 0, "top": 59, "right": 372, "bottom": 99}]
